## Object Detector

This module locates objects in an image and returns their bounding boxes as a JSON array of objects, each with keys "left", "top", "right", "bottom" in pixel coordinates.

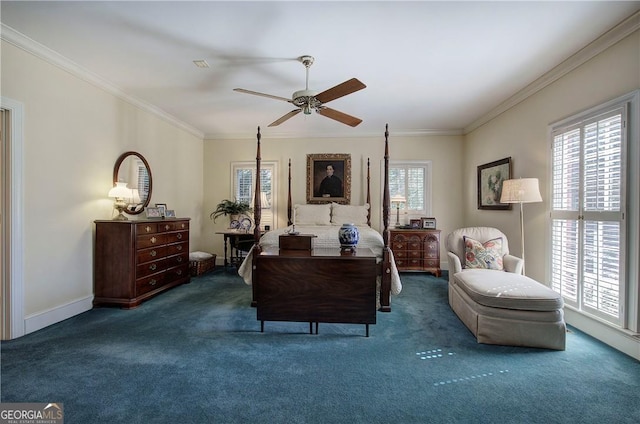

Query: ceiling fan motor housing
[{"left": 292, "top": 89, "right": 321, "bottom": 110}]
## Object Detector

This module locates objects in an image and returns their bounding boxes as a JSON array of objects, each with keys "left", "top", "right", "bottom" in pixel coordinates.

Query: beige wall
[
  {"left": 2, "top": 41, "right": 204, "bottom": 329},
  {"left": 202, "top": 133, "right": 465, "bottom": 261},
  {"left": 464, "top": 30, "right": 640, "bottom": 286}
]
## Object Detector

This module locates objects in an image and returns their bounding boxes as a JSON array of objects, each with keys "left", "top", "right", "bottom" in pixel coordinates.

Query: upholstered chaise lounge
[{"left": 446, "top": 227, "right": 566, "bottom": 350}]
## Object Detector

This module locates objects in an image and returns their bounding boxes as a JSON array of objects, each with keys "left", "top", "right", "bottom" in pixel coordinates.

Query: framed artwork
[
  {"left": 155, "top": 203, "right": 167, "bottom": 217},
  {"left": 165, "top": 209, "right": 176, "bottom": 218},
  {"left": 477, "top": 157, "right": 512, "bottom": 210},
  {"left": 306, "top": 153, "right": 351, "bottom": 204},
  {"left": 410, "top": 219, "right": 422, "bottom": 229},
  {"left": 421, "top": 217, "right": 437, "bottom": 229},
  {"left": 145, "top": 207, "right": 162, "bottom": 219}
]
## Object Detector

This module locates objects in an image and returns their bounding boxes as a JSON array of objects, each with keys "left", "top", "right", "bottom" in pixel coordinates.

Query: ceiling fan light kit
[{"left": 233, "top": 55, "right": 366, "bottom": 127}]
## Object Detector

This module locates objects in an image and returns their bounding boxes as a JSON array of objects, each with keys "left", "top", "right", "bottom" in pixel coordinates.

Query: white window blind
[
  {"left": 389, "top": 161, "right": 432, "bottom": 217},
  {"left": 231, "top": 161, "right": 277, "bottom": 230},
  {"left": 550, "top": 107, "right": 626, "bottom": 325}
]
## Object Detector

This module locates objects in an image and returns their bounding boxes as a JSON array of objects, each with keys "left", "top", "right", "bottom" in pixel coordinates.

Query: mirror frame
[{"left": 112, "top": 151, "right": 153, "bottom": 215}]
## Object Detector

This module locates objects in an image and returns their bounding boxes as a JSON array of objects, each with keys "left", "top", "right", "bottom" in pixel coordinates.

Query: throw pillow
[
  {"left": 293, "top": 203, "right": 332, "bottom": 226},
  {"left": 464, "top": 236, "right": 504, "bottom": 270},
  {"left": 330, "top": 203, "right": 370, "bottom": 225}
]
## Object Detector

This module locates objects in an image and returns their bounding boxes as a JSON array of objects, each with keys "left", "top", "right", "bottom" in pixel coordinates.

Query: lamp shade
[
  {"left": 108, "top": 182, "right": 130, "bottom": 199},
  {"left": 500, "top": 178, "right": 542, "bottom": 204},
  {"left": 390, "top": 195, "right": 406, "bottom": 204}
]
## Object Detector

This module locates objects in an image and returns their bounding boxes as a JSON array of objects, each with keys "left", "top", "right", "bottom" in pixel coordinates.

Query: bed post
[
  {"left": 251, "top": 126, "right": 262, "bottom": 307},
  {"left": 287, "top": 159, "right": 292, "bottom": 226},
  {"left": 380, "top": 124, "right": 392, "bottom": 312},
  {"left": 366, "top": 157, "right": 371, "bottom": 226}
]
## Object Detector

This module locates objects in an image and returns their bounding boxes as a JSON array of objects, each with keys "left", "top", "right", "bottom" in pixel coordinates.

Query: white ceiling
[{"left": 2, "top": 1, "right": 639, "bottom": 140}]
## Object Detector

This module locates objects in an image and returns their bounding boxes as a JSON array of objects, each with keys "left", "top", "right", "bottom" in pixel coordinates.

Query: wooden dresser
[
  {"left": 94, "top": 218, "right": 190, "bottom": 308},
  {"left": 389, "top": 229, "right": 441, "bottom": 276}
]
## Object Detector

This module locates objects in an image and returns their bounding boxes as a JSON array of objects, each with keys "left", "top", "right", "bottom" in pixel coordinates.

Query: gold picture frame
[{"left": 306, "top": 153, "right": 351, "bottom": 204}]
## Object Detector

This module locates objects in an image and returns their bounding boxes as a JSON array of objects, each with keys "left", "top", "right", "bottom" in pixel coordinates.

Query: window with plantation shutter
[
  {"left": 231, "top": 161, "right": 278, "bottom": 230},
  {"left": 550, "top": 105, "right": 626, "bottom": 326},
  {"left": 388, "top": 161, "right": 432, "bottom": 220}
]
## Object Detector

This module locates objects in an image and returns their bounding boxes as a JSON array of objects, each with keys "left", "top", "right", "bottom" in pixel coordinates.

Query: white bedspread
[{"left": 238, "top": 225, "right": 402, "bottom": 296}]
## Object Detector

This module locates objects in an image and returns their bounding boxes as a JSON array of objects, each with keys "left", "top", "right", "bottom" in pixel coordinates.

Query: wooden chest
[
  {"left": 279, "top": 233, "right": 316, "bottom": 251},
  {"left": 94, "top": 218, "right": 190, "bottom": 308},
  {"left": 390, "top": 229, "right": 441, "bottom": 276}
]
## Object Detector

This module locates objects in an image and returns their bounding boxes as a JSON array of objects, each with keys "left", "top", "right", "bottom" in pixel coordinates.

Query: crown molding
[
  {"left": 204, "top": 127, "right": 464, "bottom": 140},
  {"left": 464, "top": 10, "right": 640, "bottom": 134},
  {"left": 1, "top": 23, "right": 204, "bottom": 139}
]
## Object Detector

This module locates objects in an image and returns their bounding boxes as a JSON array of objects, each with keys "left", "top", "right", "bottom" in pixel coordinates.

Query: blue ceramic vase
[{"left": 338, "top": 223, "right": 359, "bottom": 249}]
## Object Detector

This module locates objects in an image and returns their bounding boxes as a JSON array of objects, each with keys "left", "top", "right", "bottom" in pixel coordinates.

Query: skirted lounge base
[{"left": 449, "top": 269, "right": 566, "bottom": 350}]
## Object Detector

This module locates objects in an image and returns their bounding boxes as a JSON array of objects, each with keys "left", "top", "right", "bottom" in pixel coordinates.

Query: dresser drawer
[
  {"left": 159, "top": 221, "right": 190, "bottom": 232},
  {"left": 166, "top": 264, "right": 189, "bottom": 281},
  {"left": 137, "top": 246, "right": 167, "bottom": 264},
  {"left": 166, "top": 242, "right": 188, "bottom": 256},
  {"left": 136, "top": 272, "right": 167, "bottom": 296},
  {"left": 166, "top": 252, "right": 188, "bottom": 268},
  {"left": 136, "top": 222, "right": 158, "bottom": 234},
  {"left": 137, "top": 233, "right": 167, "bottom": 249},
  {"left": 408, "top": 250, "right": 422, "bottom": 259},
  {"left": 166, "top": 231, "right": 188, "bottom": 244},
  {"left": 137, "top": 259, "right": 166, "bottom": 278}
]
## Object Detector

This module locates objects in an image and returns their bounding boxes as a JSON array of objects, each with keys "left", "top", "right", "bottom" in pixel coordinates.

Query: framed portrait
[
  {"left": 306, "top": 153, "right": 351, "bottom": 204},
  {"left": 145, "top": 207, "right": 162, "bottom": 219},
  {"left": 165, "top": 209, "right": 176, "bottom": 218},
  {"left": 410, "top": 219, "right": 422, "bottom": 229},
  {"left": 155, "top": 203, "right": 167, "bottom": 217},
  {"left": 477, "top": 157, "right": 512, "bottom": 210},
  {"left": 421, "top": 217, "right": 437, "bottom": 229}
]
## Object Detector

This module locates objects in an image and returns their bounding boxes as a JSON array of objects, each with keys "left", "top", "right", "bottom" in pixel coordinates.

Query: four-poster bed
[{"left": 237, "top": 125, "right": 401, "bottom": 334}]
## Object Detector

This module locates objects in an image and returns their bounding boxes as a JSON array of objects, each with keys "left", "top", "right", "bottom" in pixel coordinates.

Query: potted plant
[{"left": 210, "top": 199, "right": 253, "bottom": 222}]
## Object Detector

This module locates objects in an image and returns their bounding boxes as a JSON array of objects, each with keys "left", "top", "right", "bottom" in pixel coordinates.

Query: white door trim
[{"left": 1, "top": 96, "right": 25, "bottom": 339}]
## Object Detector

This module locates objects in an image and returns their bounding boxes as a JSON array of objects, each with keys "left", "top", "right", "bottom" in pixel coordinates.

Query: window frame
[
  {"left": 548, "top": 90, "right": 639, "bottom": 331},
  {"left": 230, "top": 161, "right": 278, "bottom": 230},
  {"left": 384, "top": 160, "right": 433, "bottom": 223}
]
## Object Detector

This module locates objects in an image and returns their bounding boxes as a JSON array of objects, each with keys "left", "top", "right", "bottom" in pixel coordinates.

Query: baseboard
[
  {"left": 24, "top": 295, "right": 94, "bottom": 335},
  {"left": 564, "top": 308, "right": 640, "bottom": 361}
]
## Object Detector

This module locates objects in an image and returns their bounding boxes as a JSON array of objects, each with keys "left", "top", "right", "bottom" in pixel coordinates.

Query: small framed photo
[
  {"left": 155, "top": 203, "right": 167, "bottom": 217},
  {"left": 145, "top": 207, "right": 162, "bottom": 219},
  {"left": 165, "top": 209, "right": 176, "bottom": 218},
  {"left": 410, "top": 219, "right": 422, "bottom": 229},
  {"left": 421, "top": 217, "right": 437, "bottom": 229}
]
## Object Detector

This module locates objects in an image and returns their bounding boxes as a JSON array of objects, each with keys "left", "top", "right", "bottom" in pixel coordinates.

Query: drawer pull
[
  {"left": 145, "top": 225, "right": 152, "bottom": 233},
  {"left": 150, "top": 236, "right": 157, "bottom": 244},
  {"left": 177, "top": 257, "right": 183, "bottom": 263},
  {"left": 149, "top": 263, "right": 157, "bottom": 271},
  {"left": 149, "top": 279, "right": 157, "bottom": 286},
  {"left": 165, "top": 224, "right": 170, "bottom": 231},
  {"left": 181, "top": 223, "right": 186, "bottom": 229},
  {"left": 176, "top": 245, "right": 183, "bottom": 251},
  {"left": 176, "top": 270, "right": 182, "bottom": 276},
  {"left": 150, "top": 250, "right": 157, "bottom": 257},
  {"left": 176, "top": 233, "right": 183, "bottom": 240}
]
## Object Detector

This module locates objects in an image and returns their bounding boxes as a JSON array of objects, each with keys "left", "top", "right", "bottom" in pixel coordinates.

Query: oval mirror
[{"left": 113, "top": 151, "right": 152, "bottom": 215}]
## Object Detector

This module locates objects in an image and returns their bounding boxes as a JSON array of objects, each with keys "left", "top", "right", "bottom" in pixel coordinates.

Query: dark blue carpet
[{"left": 1, "top": 270, "right": 639, "bottom": 423}]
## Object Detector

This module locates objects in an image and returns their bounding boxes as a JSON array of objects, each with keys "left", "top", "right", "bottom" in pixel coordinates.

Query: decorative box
[{"left": 279, "top": 234, "right": 316, "bottom": 251}]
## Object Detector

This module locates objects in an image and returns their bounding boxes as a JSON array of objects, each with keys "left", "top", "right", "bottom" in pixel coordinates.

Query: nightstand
[{"left": 389, "top": 229, "right": 441, "bottom": 276}]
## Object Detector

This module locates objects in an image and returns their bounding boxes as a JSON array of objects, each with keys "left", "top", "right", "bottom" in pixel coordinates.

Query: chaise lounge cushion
[{"left": 454, "top": 269, "right": 564, "bottom": 312}]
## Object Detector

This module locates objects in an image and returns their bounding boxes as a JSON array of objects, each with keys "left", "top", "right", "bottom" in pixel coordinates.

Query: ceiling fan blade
[
  {"left": 268, "top": 109, "right": 302, "bottom": 127},
  {"left": 233, "top": 88, "right": 292, "bottom": 102},
  {"left": 317, "top": 107, "right": 363, "bottom": 127},
  {"left": 315, "top": 78, "right": 366, "bottom": 104}
]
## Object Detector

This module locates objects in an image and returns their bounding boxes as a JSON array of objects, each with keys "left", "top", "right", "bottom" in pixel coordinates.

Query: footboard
[{"left": 255, "top": 248, "right": 377, "bottom": 335}]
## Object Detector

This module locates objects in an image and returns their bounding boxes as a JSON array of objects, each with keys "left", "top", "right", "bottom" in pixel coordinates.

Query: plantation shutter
[{"left": 550, "top": 107, "right": 625, "bottom": 325}]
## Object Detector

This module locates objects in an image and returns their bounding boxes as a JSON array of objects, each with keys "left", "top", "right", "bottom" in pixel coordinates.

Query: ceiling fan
[{"left": 233, "top": 55, "right": 366, "bottom": 127}]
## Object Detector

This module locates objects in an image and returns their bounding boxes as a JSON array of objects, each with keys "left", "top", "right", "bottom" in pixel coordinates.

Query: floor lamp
[{"left": 500, "top": 178, "right": 542, "bottom": 275}]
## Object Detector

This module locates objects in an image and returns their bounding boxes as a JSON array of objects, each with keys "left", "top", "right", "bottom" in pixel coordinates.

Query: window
[
  {"left": 388, "top": 161, "right": 432, "bottom": 220},
  {"left": 550, "top": 98, "right": 633, "bottom": 327},
  {"left": 231, "top": 161, "right": 278, "bottom": 230}
]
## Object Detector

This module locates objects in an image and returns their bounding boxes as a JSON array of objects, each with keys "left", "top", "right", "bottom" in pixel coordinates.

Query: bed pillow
[
  {"left": 294, "top": 203, "right": 332, "bottom": 226},
  {"left": 330, "top": 203, "right": 370, "bottom": 225},
  {"left": 463, "top": 236, "right": 504, "bottom": 270}
]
